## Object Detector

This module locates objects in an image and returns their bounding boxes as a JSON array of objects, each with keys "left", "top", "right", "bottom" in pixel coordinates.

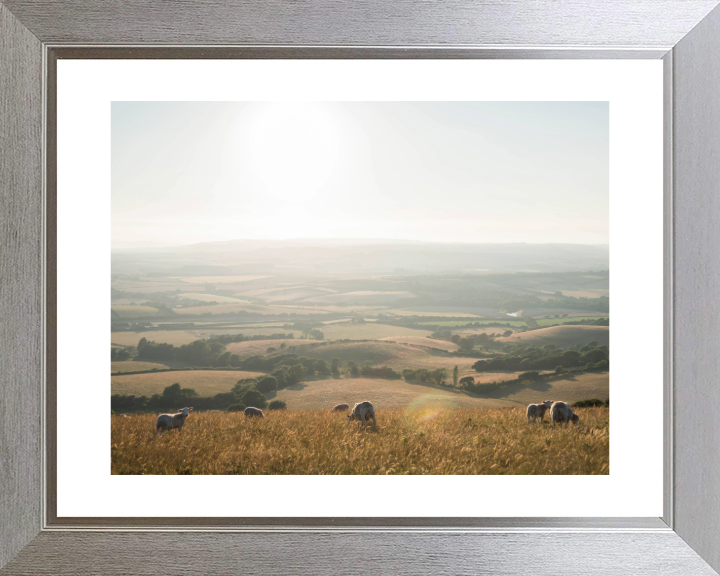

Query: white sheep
[
  {"left": 155, "top": 407, "right": 192, "bottom": 436},
  {"left": 526, "top": 400, "right": 552, "bottom": 424},
  {"left": 244, "top": 407, "right": 265, "bottom": 418},
  {"left": 347, "top": 401, "right": 376, "bottom": 428},
  {"left": 550, "top": 401, "right": 580, "bottom": 427}
]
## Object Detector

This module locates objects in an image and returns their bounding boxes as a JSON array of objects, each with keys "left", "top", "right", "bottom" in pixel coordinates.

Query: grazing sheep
[
  {"left": 244, "top": 407, "right": 265, "bottom": 418},
  {"left": 156, "top": 407, "right": 192, "bottom": 436},
  {"left": 347, "top": 401, "right": 376, "bottom": 428},
  {"left": 550, "top": 401, "right": 580, "bottom": 427},
  {"left": 331, "top": 403, "right": 350, "bottom": 413},
  {"left": 526, "top": 400, "right": 553, "bottom": 424}
]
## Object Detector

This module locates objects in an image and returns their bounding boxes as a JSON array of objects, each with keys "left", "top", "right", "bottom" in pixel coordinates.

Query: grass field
[
  {"left": 495, "top": 325, "right": 609, "bottom": 347},
  {"left": 171, "top": 302, "right": 335, "bottom": 316},
  {"left": 111, "top": 305, "right": 161, "bottom": 318},
  {"left": 271, "top": 377, "right": 515, "bottom": 410},
  {"left": 111, "top": 330, "right": 203, "bottom": 347},
  {"left": 320, "top": 323, "right": 431, "bottom": 340},
  {"left": 225, "top": 339, "right": 322, "bottom": 356},
  {"left": 111, "top": 407, "right": 609, "bottom": 475},
  {"left": 174, "top": 275, "right": 270, "bottom": 284},
  {"left": 111, "top": 360, "right": 185, "bottom": 373},
  {"left": 300, "top": 341, "right": 481, "bottom": 375},
  {"left": 534, "top": 316, "right": 608, "bottom": 327},
  {"left": 111, "top": 370, "right": 265, "bottom": 397},
  {"left": 377, "top": 336, "right": 460, "bottom": 351},
  {"left": 271, "top": 371, "right": 607, "bottom": 410}
]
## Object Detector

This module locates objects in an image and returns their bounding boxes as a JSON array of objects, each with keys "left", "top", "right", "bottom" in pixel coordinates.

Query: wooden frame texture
[{"left": 2, "top": 1, "right": 720, "bottom": 574}]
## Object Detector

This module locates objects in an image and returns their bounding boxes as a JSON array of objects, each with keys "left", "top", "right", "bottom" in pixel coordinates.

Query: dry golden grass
[
  {"left": 111, "top": 305, "right": 160, "bottom": 318},
  {"left": 174, "top": 275, "right": 271, "bottom": 284},
  {"left": 495, "top": 325, "right": 609, "bottom": 347},
  {"left": 377, "top": 336, "right": 459, "bottom": 351},
  {"left": 320, "top": 323, "right": 431, "bottom": 340},
  {"left": 111, "top": 330, "right": 202, "bottom": 347},
  {"left": 272, "top": 377, "right": 515, "bottom": 410},
  {"left": 112, "top": 360, "right": 178, "bottom": 373},
  {"left": 111, "top": 370, "right": 265, "bottom": 397},
  {"left": 172, "top": 302, "right": 334, "bottom": 316},
  {"left": 225, "top": 339, "right": 320, "bottom": 356},
  {"left": 111, "top": 407, "right": 609, "bottom": 475}
]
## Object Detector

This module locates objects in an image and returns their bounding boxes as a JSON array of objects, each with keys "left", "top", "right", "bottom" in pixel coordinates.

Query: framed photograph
[{"left": 2, "top": 1, "right": 720, "bottom": 574}]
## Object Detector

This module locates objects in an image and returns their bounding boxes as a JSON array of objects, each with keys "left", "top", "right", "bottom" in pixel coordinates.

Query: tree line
[
  {"left": 134, "top": 334, "right": 294, "bottom": 366},
  {"left": 471, "top": 341, "right": 609, "bottom": 372}
]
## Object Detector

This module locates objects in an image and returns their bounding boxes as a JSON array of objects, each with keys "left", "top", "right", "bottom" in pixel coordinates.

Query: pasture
[
  {"left": 300, "top": 341, "right": 481, "bottom": 374},
  {"left": 495, "top": 325, "right": 609, "bottom": 347},
  {"left": 111, "top": 370, "right": 265, "bottom": 397},
  {"left": 111, "top": 305, "right": 160, "bottom": 318},
  {"left": 112, "top": 360, "right": 183, "bottom": 373},
  {"left": 111, "top": 330, "right": 202, "bottom": 347},
  {"left": 111, "top": 407, "right": 609, "bottom": 475},
  {"left": 225, "top": 339, "right": 321, "bottom": 356},
  {"left": 377, "top": 336, "right": 460, "bottom": 351},
  {"left": 271, "top": 377, "right": 516, "bottom": 410},
  {"left": 319, "top": 323, "right": 431, "bottom": 341}
]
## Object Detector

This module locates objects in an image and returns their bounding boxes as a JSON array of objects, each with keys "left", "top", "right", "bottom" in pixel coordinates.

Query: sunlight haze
[{"left": 112, "top": 101, "right": 608, "bottom": 247}]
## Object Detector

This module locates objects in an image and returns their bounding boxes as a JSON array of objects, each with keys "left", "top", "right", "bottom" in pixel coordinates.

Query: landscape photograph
[{"left": 111, "top": 101, "right": 609, "bottom": 475}]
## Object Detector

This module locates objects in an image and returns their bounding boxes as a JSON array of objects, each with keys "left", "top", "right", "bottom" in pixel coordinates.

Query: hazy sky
[{"left": 112, "top": 101, "right": 608, "bottom": 246}]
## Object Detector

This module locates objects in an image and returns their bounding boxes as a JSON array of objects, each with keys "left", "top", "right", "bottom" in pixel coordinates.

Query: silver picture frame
[{"left": 2, "top": 1, "right": 720, "bottom": 573}]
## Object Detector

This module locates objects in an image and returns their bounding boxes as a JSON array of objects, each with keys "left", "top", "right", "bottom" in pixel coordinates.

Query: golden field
[{"left": 111, "top": 407, "right": 609, "bottom": 475}]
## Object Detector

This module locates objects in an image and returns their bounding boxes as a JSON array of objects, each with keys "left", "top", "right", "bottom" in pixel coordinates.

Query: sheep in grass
[
  {"left": 347, "top": 401, "right": 376, "bottom": 428},
  {"left": 155, "top": 407, "right": 192, "bottom": 436}
]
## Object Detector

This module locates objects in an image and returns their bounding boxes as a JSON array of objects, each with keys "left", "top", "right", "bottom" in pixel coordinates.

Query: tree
[
  {"left": 554, "top": 366, "right": 565, "bottom": 374},
  {"left": 430, "top": 368, "right": 447, "bottom": 385},
  {"left": 268, "top": 400, "right": 287, "bottom": 410},
  {"left": 450, "top": 334, "right": 461, "bottom": 344},
  {"left": 309, "top": 329, "right": 324, "bottom": 340},
  {"left": 347, "top": 361, "right": 359, "bottom": 377},
  {"left": 331, "top": 357, "right": 341, "bottom": 376},
  {"left": 266, "top": 347, "right": 277, "bottom": 354},
  {"left": 453, "top": 365, "right": 459, "bottom": 387},
  {"left": 289, "top": 363, "right": 305, "bottom": 383},
  {"left": 279, "top": 342, "right": 286, "bottom": 353},
  {"left": 211, "top": 392, "right": 237, "bottom": 409},
  {"left": 256, "top": 376, "right": 278, "bottom": 393},
  {"left": 459, "top": 376, "right": 475, "bottom": 387},
  {"left": 241, "top": 389, "right": 268, "bottom": 409},
  {"left": 503, "top": 330, "right": 513, "bottom": 337},
  {"left": 458, "top": 338, "right": 474, "bottom": 352}
]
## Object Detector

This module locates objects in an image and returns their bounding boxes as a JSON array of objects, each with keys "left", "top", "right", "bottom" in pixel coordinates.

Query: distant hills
[{"left": 111, "top": 238, "right": 609, "bottom": 276}]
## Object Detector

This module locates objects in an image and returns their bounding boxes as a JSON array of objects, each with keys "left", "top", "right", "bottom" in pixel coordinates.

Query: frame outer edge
[
  {"left": 671, "top": 3, "right": 720, "bottom": 573},
  {"left": 1, "top": 0, "right": 719, "bottom": 47},
  {"left": 0, "top": 2, "right": 44, "bottom": 570},
  {"left": 663, "top": 50, "right": 675, "bottom": 530}
]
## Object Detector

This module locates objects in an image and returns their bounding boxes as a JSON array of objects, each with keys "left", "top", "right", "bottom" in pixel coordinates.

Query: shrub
[
  {"left": 595, "top": 359, "right": 609, "bottom": 371},
  {"left": 268, "top": 400, "right": 287, "bottom": 410},
  {"left": 572, "top": 399, "right": 605, "bottom": 408},
  {"left": 241, "top": 389, "right": 268, "bottom": 409},
  {"left": 554, "top": 366, "right": 565, "bottom": 374},
  {"left": 459, "top": 376, "right": 475, "bottom": 387},
  {"left": 518, "top": 371, "right": 541, "bottom": 383},
  {"left": 226, "top": 403, "right": 247, "bottom": 412}
]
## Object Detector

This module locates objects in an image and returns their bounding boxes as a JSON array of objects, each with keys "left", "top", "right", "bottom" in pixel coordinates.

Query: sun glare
[{"left": 236, "top": 102, "right": 345, "bottom": 203}]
